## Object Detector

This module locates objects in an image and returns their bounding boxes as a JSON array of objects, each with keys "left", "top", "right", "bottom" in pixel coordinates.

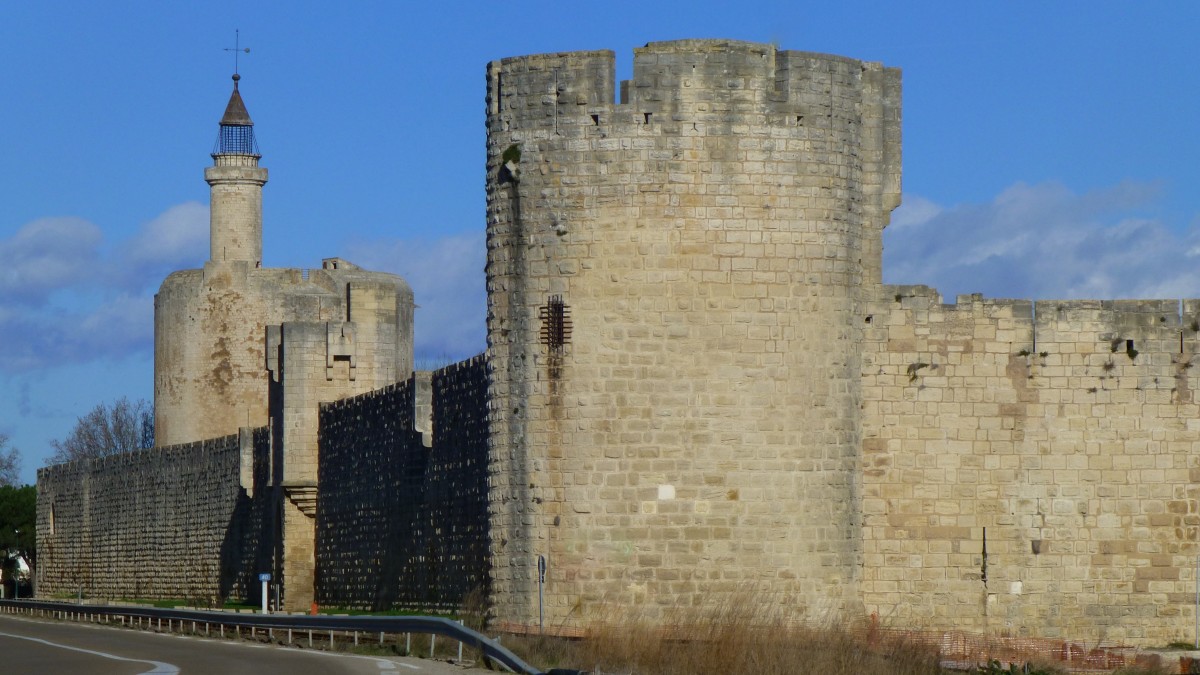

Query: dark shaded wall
[
  {"left": 316, "top": 355, "right": 490, "bottom": 612},
  {"left": 36, "top": 429, "right": 272, "bottom": 604}
]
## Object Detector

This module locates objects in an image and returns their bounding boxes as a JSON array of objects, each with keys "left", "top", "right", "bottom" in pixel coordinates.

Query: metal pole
[{"left": 258, "top": 569, "right": 270, "bottom": 612}]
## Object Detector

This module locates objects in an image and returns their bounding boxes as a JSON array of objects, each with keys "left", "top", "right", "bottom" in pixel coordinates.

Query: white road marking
[
  {"left": 3, "top": 613, "right": 426, "bottom": 672},
  {"left": 0, "top": 629, "right": 180, "bottom": 674},
  {"left": 295, "top": 646, "right": 414, "bottom": 671}
]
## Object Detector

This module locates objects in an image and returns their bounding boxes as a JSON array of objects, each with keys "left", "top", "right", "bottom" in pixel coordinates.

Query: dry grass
[
  {"left": 502, "top": 595, "right": 948, "bottom": 675},
  {"left": 491, "top": 593, "right": 1178, "bottom": 674}
]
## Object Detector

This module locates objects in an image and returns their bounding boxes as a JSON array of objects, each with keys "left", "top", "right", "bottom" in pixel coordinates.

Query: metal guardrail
[{"left": 0, "top": 598, "right": 572, "bottom": 675}]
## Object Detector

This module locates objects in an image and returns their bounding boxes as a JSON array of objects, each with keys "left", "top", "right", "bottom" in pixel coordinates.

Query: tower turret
[
  {"left": 206, "top": 73, "right": 268, "bottom": 264},
  {"left": 484, "top": 40, "right": 901, "bottom": 628}
]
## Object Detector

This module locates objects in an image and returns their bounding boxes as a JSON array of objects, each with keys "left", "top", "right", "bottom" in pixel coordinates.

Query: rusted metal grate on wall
[{"left": 539, "top": 295, "right": 572, "bottom": 353}]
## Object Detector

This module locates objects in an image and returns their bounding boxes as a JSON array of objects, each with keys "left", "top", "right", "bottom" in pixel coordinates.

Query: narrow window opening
[
  {"left": 491, "top": 70, "right": 503, "bottom": 115},
  {"left": 864, "top": 315, "right": 873, "bottom": 324},
  {"left": 980, "top": 527, "right": 988, "bottom": 586},
  {"left": 591, "top": 114, "right": 600, "bottom": 126},
  {"left": 1126, "top": 339, "right": 1135, "bottom": 352},
  {"left": 643, "top": 112, "right": 652, "bottom": 124}
]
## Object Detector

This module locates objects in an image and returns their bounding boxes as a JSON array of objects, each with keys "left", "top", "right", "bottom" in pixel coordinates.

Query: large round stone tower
[
  {"left": 485, "top": 40, "right": 901, "bottom": 627},
  {"left": 155, "top": 75, "right": 415, "bottom": 448}
]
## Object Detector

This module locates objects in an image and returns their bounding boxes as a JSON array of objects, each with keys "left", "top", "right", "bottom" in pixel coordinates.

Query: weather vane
[{"left": 224, "top": 29, "right": 251, "bottom": 75}]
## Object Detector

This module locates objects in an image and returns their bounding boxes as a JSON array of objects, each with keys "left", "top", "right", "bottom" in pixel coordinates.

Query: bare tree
[
  {"left": 0, "top": 435, "right": 18, "bottom": 487},
  {"left": 47, "top": 397, "right": 154, "bottom": 465}
]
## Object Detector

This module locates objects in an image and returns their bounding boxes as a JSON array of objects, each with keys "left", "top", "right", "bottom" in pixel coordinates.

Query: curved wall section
[{"left": 485, "top": 40, "right": 901, "bottom": 626}]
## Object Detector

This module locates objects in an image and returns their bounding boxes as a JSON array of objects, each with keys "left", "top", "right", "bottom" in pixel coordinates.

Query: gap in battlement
[{"left": 615, "top": 50, "right": 631, "bottom": 104}]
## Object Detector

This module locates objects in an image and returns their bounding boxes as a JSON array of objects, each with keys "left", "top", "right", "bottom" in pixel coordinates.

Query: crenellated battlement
[
  {"left": 489, "top": 40, "right": 898, "bottom": 126},
  {"left": 875, "top": 288, "right": 1200, "bottom": 359}
]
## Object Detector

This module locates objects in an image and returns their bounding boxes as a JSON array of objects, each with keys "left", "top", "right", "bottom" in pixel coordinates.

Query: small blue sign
[{"left": 258, "top": 573, "right": 271, "bottom": 582}]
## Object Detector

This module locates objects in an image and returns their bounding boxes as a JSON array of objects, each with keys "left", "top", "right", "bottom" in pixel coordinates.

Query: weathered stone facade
[
  {"left": 316, "top": 356, "right": 490, "bottom": 611},
  {"left": 484, "top": 40, "right": 900, "bottom": 625},
  {"left": 36, "top": 430, "right": 272, "bottom": 603},
  {"left": 861, "top": 290, "right": 1200, "bottom": 644},
  {"left": 35, "top": 39, "right": 1200, "bottom": 647}
]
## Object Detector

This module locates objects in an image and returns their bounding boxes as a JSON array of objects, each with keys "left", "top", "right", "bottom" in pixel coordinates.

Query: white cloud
[
  {"left": 0, "top": 204, "right": 204, "bottom": 374},
  {"left": 0, "top": 294, "right": 153, "bottom": 372},
  {"left": 888, "top": 194, "right": 941, "bottom": 230},
  {"left": 342, "top": 231, "right": 486, "bottom": 363},
  {"left": 77, "top": 294, "right": 154, "bottom": 351},
  {"left": 882, "top": 181, "right": 1200, "bottom": 302},
  {"left": 0, "top": 217, "right": 102, "bottom": 303},
  {"left": 125, "top": 201, "right": 208, "bottom": 269}
]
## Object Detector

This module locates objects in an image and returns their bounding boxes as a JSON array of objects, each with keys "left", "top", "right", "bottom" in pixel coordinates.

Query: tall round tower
[
  {"left": 207, "top": 73, "right": 268, "bottom": 264},
  {"left": 155, "top": 75, "right": 415, "bottom": 448},
  {"left": 155, "top": 74, "right": 275, "bottom": 446},
  {"left": 485, "top": 40, "right": 901, "bottom": 627}
]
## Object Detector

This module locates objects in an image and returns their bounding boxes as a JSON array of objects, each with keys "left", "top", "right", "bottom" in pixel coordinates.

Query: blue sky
[{"left": 3, "top": 2, "right": 1199, "bottom": 483}]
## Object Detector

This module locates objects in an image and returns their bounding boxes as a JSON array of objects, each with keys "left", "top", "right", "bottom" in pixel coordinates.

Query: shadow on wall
[
  {"left": 218, "top": 427, "right": 277, "bottom": 605},
  {"left": 315, "top": 355, "right": 491, "bottom": 613}
]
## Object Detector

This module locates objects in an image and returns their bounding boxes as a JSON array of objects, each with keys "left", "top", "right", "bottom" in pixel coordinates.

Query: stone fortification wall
[
  {"left": 485, "top": 39, "right": 900, "bottom": 627},
  {"left": 316, "top": 355, "right": 489, "bottom": 612},
  {"left": 155, "top": 259, "right": 414, "bottom": 448},
  {"left": 36, "top": 429, "right": 271, "bottom": 603},
  {"left": 862, "top": 287, "right": 1200, "bottom": 645}
]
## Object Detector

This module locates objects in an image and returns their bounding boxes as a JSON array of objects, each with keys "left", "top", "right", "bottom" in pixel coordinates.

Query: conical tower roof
[
  {"left": 220, "top": 74, "right": 254, "bottom": 126},
  {"left": 213, "top": 74, "right": 260, "bottom": 157}
]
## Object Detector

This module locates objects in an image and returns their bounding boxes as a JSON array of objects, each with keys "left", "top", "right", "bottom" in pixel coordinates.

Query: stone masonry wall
[
  {"left": 862, "top": 287, "right": 1200, "bottom": 645},
  {"left": 155, "top": 262, "right": 413, "bottom": 449},
  {"left": 36, "top": 430, "right": 271, "bottom": 604},
  {"left": 485, "top": 39, "right": 900, "bottom": 627},
  {"left": 316, "top": 355, "right": 489, "bottom": 612}
]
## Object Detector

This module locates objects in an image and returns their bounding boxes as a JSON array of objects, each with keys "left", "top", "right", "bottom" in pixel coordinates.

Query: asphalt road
[{"left": 0, "top": 613, "right": 489, "bottom": 674}]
